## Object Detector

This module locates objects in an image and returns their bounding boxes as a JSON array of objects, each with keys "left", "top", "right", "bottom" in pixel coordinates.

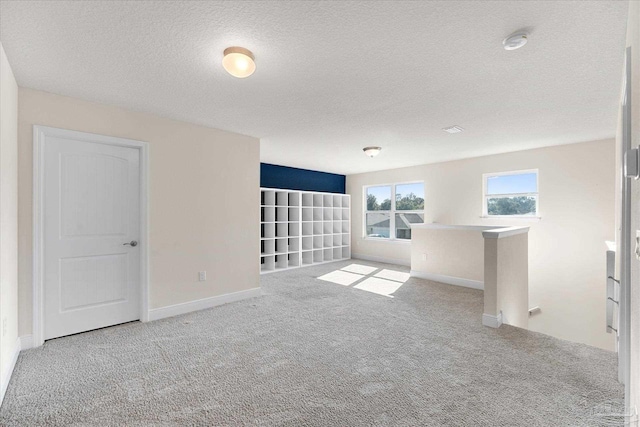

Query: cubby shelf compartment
[
  {"left": 276, "top": 223, "right": 288, "bottom": 238},
  {"left": 276, "top": 192, "right": 289, "bottom": 206},
  {"left": 323, "top": 221, "right": 332, "bottom": 234},
  {"left": 342, "top": 233, "right": 350, "bottom": 245},
  {"left": 261, "top": 206, "right": 275, "bottom": 222},
  {"left": 302, "top": 251, "right": 313, "bottom": 265},
  {"left": 302, "top": 236, "right": 313, "bottom": 251},
  {"left": 261, "top": 223, "right": 275, "bottom": 239},
  {"left": 313, "top": 222, "right": 323, "bottom": 235},
  {"left": 261, "top": 190, "right": 276, "bottom": 206},
  {"left": 288, "top": 253, "right": 300, "bottom": 268},
  {"left": 323, "top": 208, "right": 333, "bottom": 221},
  {"left": 275, "top": 254, "right": 288, "bottom": 269},
  {"left": 261, "top": 239, "right": 275, "bottom": 255},
  {"left": 288, "top": 192, "right": 300, "bottom": 207},
  {"left": 261, "top": 255, "right": 275, "bottom": 272},
  {"left": 275, "top": 207, "right": 288, "bottom": 222},
  {"left": 302, "top": 222, "right": 313, "bottom": 236},
  {"left": 275, "top": 238, "right": 288, "bottom": 254},
  {"left": 289, "top": 207, "right": 300, "bottom": 222},
  {"left": 260, "top": 188, "right": 351, "bottom": 274},
  {"left": 289, "top": 237, "right": 300, "bottom": 252}
]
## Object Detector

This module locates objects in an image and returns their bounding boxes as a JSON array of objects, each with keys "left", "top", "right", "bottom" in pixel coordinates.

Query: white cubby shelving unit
[{"left": 260, "top": 188, "right": 350, "bottom": 274}]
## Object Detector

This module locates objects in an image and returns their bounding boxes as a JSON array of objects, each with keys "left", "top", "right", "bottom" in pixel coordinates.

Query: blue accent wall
[{"left": 260, "top": 163, "right": 345, "bottom": 194}]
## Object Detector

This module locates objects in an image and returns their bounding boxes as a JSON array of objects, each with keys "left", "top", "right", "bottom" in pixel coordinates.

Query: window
[
  {"left": 364, "top": 182, "right": 424, "bottom": 240},
  {"left": 483, "top": 170, "right": 538, "bottom": 217}
]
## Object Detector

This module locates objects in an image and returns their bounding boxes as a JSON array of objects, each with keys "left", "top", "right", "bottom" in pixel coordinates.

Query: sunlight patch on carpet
[
  {"left": 341, "top": 264, "right": 378, "bottom": 275},
  {"left": 373, "top": 269, "right": 411, "bottom": 283},
  {"left": 354, "top": 277, "right": 404, "bottom": 297},
  {"left": 317, "top": 270, "right": 365, "bottom": 286}
]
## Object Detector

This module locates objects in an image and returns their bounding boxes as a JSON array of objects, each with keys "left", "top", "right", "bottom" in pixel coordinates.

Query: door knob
[{"left": 123, "top": 240, "right": 138, "bottom": 247}]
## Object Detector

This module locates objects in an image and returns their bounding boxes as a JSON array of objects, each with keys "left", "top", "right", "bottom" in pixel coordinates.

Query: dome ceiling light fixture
[
  {"left": 503, "top": 31, "right": 529, "bottom": 51},
  {"left": 363, "top": 146, "right": 382, "bottom": 157},
  {"left": 222, "top": 46, "right": 256, "bottom": 78}
]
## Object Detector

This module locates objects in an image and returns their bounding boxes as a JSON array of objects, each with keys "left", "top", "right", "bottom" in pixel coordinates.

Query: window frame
[
  {"left": 482, "top": 169, "right": 539, "bottom": 218},
  {"left": 363, "top": 181, "right": 425, "bottom": 241}
]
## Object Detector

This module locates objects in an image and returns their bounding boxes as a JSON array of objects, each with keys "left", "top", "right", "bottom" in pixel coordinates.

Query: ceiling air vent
[{"left": 442, "top": 125, "right": 464, "bottom": 134}]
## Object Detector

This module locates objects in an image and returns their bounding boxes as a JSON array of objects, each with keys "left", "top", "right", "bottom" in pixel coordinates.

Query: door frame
[{"left": 32, "top": 125, "right": 149, "bottom": 347}]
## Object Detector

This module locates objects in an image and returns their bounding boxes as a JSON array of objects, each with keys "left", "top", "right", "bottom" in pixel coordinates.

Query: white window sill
[
  {"left": 480, "top": 215, "right": 541, "bottom": 221},
  {"left": 363, "top": 237, "right": 412, "bottom": 243}
]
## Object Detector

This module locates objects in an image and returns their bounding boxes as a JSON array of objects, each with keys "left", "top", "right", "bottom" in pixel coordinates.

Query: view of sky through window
[
  {"left": 486, "top": 172, "right": 537, "bottom": 195},
  {"left": 396, "top": 182, "right": 424, "bottom": 200},
  {"left": 366, "top": 186, "right": 391, "bottom": 209}
]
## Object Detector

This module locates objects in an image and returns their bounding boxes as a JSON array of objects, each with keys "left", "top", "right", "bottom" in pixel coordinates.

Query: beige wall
[
  {"left": 411, "top": 227, "right": 485, "bottom": 283},
  {"left": 347, "top": 139, "right": 616, "bottom": 350},
  {"left": 493, "top": 233, "right": 529, "bottom": 329},
  {"left": 17, "top": 88, "right": 260, "bottom": 337},
  {"left": 0, "top": 43, "right": 19, "bottom": 393}
]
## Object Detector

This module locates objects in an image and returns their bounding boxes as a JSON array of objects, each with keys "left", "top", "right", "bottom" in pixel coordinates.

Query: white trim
[
  {"left": 351, "top": 253, "right": 411, "bottom": 267},
  {"left": 411, "top": 223, "right": 493, "bottom": 231},
  {"left": 139, "top": 138, "right": 150, "bottom": 322},
  {"left": 479, "top": 216, "right": 541, "bottom": 222},
  {"left": 32, "top": 125, "right": 150, "bottom": 347},
  {"left": 482, "top": 169, "right": 539, "bottom": 218},
  {"left": 260, "top": 257, "right": 349, "bottom": 274},
  {"left": 147, "top": 287, "right": 262, "bottom": 321},
  {"left": 363, "top": 237, "right": 411, "bottom": 244},
  {"left": 363, "top": 182, "right": 425, "bottom": 241},
  {"left": 482, "top": 226, "right": 530, "bottom": 239},
  {"left": 32, "top": 126, "right": 44, "bottom": 347},
  {"left": 482, "top": 312, "right": 503, "bottom": 328},
  {"left": 620, "top": 46, "right": 632, "bottom": 403},
  {"left": 410, "top": 270, "right": 484, "bottom": 290},
  {"left": 0, "top": 336, "right": 21, "bottom": 405}
]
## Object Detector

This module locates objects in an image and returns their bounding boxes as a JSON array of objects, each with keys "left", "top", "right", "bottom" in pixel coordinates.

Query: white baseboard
[
  {"left": 147, "top": 287, "right": 262, "bottom": 322},
  {"left": 1, "top": 336, "right": 21, "bottom": 405},
  {"left": 410, "top": 270, "right": 484, "bottom": 290},
  {"left": 351, "top": 253, "right": 411, "bottom": 267},
  {"left": 19, "top": 335, "right": 33, "bottom": 351},
  {"left": 482, "top": 312, "right": 503, "bottom": 328}
]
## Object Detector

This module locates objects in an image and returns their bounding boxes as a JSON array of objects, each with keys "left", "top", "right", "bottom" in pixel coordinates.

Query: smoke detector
[{"left": 503, "top": 32, "right": 529, "bottom": 51}]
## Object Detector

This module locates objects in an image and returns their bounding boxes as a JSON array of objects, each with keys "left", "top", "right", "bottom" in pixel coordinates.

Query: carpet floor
[{"left": 0, "top": 260, "right": 624, "bottom": 426}]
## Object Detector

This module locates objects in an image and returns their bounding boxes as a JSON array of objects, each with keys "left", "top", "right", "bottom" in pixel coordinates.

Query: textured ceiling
[{"left": 0, "top": 1, "right": 629, "bottom": 175}]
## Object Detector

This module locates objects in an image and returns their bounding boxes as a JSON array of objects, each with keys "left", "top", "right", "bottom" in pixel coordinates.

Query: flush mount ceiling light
[
  {"left": 443, "top": 125, "right": 464, "bottom": 134},
  {"left": 363, "top": 146, "right": 382, "bottom": 157},
  {"left": 222, "top": 46, "right": 256, "bottom": 78},
  {"left": 503, "top": 31, "right": 529, "bottom": 51}
]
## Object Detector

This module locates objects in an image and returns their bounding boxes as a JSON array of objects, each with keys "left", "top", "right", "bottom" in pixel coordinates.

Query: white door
[{"left": 43, "top": 133, "right": 141, "bottom": 340}]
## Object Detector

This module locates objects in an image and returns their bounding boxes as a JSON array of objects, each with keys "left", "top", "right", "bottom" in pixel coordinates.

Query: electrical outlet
[
  {"left": 198, "top": 271, "right": 207, "bottom": 281},
  {"left": 421, "top": 253, "right": 427, "bottom": 261},
  {"left": 636, "top": 231, "right": 640, "bottom": 261}
]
